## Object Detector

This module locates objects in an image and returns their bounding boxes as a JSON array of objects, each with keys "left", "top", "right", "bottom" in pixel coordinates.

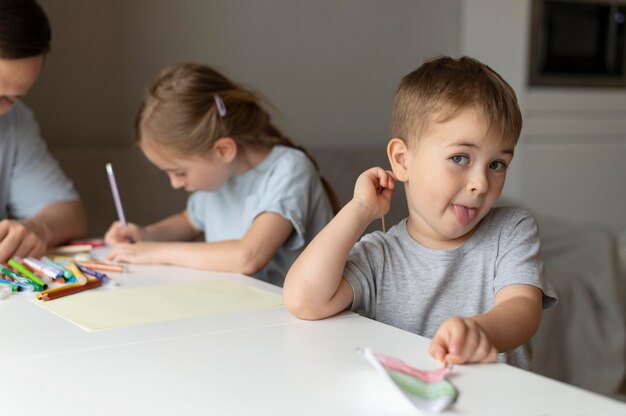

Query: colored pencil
[
  {"left": 37, "top": 279, "right": 102, "bottom": 301},
  {"left": 76, "top": 261, "right": 125, "bottom": 273}
]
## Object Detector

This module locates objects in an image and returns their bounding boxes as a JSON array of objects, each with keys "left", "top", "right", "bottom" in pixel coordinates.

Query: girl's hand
[
  {"left": 429, "top": 317, "right": 498, "bottom": 365},
  {"left": 104, "top": 221, "right": 143, "bottom": 245},
  {"left": 105, "top": 241, "right": 163, "bottom": 264},
  {"left": 352, "top": 167, "right": 397, "bottom": 222}
]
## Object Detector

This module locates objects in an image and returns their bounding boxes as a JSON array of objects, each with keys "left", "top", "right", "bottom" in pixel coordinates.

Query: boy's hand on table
[{"left": 429, "top": 316, "right": 498, "bottom": 365}]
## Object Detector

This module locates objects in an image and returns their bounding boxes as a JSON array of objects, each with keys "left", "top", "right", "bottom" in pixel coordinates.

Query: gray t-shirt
[
  {"left": 187, "top": 145, "right": 333, "bottom": 287},
  {"left": 344, "top": 206, "right": 558, "bottom": 369},
  {"left": 0, "top": 102, "right": 79, "bottom": 219}
]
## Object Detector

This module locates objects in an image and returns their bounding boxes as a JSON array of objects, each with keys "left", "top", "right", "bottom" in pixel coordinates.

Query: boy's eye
[
  {"left": 489, "top": 160, "right": 508, "bottom": 171},
  {"left": 173, "top": 171, "right": 186, "bottom": 178},
  {"left": 450, "top": 155, "right": 469, "bottom": 165}
]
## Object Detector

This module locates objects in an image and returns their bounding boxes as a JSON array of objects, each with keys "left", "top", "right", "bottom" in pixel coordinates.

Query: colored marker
[
  {"left": 76, "top": 264, "right": 108, "bottom": 281},
  {"left": 7, "top": 259, "right": 46, "bottom": 289},
  {"left": 0, "top": 268, "right": 39, "bottom": 291},
  {"left": 76, "top": 261, "right": 125, "bottom": 273},
  {"left": 0, "top": 279, "right": 22, "bottom": 292},
  {"left": 69, "top": 239, "right": 106, "bottom": 248},
  {"left": 65, "top": 262, "right": 87, "bottom": 285},
  {"left": 41, "top": 257, "right": 73, "bottom": 279},
  {"left": 21, "top": 260, "right": 53, "bottom": 285},
  {"left": 23, "top": 257, "right": 63, "bottom": 280}
]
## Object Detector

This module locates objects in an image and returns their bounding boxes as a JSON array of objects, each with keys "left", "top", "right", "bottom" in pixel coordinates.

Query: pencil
[
  {"left": 37, "top": 279, "right": 102, "bottom": 301},
  {"left": 106, "top": 163, "right": 127, "bottom": 227}
]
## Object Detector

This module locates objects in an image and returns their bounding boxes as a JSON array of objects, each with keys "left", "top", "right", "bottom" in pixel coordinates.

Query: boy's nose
[{"left": 467, "top": 170, "right": 488, "bottom": 195}]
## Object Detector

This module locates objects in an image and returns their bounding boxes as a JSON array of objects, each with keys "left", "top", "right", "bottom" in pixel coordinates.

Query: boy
[{"left": 283, "top": 56, "right": 557, "bottom": 369}]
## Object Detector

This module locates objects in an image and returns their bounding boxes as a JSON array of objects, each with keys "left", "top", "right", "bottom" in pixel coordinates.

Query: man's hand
[{"left": 0, "top": 219, "right": 49, "bottom": 262}]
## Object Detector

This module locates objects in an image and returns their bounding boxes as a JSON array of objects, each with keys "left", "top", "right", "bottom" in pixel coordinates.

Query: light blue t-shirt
[
  {"left": 187, "top": 145, "right": 334, "bottom": 286},
  {"left": 0, "top": 102, "right": 79, "bottom": 219},
  {"left": 344, "top": 207, "right": 558, "bottom": 369}
]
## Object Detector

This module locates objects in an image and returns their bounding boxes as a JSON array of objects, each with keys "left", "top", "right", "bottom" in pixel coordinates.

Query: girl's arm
[
  {"left": 106, "top": 211, "right": 294, "bottom": 275},
  {"left": 142, "top": 211, "right": 200, "bottom": 241},
  {"left": 104, "top": 210, "right": 199, "bottom": 244},
  {"left": 283, "top": 167, "right": 396, "bottom": 320}
]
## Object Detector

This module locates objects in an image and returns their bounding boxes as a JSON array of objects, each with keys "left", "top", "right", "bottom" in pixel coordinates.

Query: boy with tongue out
[{"left": 284, "top": 56, "right": 557, "bottom": 369}]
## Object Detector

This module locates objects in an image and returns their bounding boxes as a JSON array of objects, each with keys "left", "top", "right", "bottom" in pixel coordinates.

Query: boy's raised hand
[
  {"left": 352, "top": 167, "right": 397, "bottom": 221},
  {"left": 429, "top": 316, "right": 498, "bottom": 365},
  {"left": 104, "top": 221, "right": 143, "bottom": 245}
]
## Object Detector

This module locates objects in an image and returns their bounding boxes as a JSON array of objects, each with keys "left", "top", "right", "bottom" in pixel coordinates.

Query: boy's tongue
[{"left": 453, "top": 204, "right": 476, "bottom": 226}]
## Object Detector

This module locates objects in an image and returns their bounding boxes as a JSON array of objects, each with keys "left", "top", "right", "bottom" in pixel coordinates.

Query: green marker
[
  {"left": 8, "top": 259, "right": 47, "bottom": 289},
  {"left": 0, "top": 266, "right": 39, "bottom": 290},
  {"left": 0, "top": 280, "right": 20, "bottom": 292}
]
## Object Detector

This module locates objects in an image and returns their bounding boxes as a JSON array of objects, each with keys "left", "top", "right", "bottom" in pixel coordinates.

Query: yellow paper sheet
[{"left": 34, "top": 280, "right": 283, "bottom": 331}]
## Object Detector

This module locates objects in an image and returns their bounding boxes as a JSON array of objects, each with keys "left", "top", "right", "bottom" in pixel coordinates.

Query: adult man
[{"left": 0, "top": 0, "right": 86, "bottom": 261}]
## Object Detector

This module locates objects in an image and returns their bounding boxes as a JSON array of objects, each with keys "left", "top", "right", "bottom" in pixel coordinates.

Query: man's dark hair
[{"left": 0, "top": 0, "right": 51, "bottom": 59}]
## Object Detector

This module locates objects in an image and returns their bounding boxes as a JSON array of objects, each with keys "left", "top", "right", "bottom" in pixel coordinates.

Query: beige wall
[
  {"left": 27, "top": 0, "right": 460, "bottom": 149},
  {"left": 24, "top": 1, "right": 626, "bottom": 229},
  {"left": 461, "top": 0, "right": 626, "bottom": 230}
]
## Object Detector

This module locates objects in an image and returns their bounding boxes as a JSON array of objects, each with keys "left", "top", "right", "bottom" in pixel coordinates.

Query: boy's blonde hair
[
  {"left": 391, "top": 56, "right": 522, "bottom": 146},
  {"left": 136, "top": 63, "right": 339, "bottom": 213}
]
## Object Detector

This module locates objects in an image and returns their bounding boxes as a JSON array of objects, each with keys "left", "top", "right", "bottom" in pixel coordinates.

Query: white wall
[
  {"left": 28, "top": 0, "right": 460, "bottom": 150},
  {"left": 459, "top": 0, "right": 531, "bottom": 204},
  {"left": 461, "top": 0, "right": 626, "bottom": 230}
]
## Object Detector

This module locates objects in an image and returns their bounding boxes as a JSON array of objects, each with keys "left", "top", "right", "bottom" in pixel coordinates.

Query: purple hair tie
[{"left": 214, "top": 94, "right": 227, "bottom": 118}]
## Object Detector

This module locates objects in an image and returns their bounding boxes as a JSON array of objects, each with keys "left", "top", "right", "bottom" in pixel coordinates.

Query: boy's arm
[
  {"left": 472, "top": 284, "right": 543, "bottom": 351},
  {"left": 430, "top": 284, "right": 542, "bottom": 364},
  {"left": 283, "top": 167, "right": 396, "bottom": 320}
]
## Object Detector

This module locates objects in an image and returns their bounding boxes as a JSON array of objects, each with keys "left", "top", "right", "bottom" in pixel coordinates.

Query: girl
[{"left": 105, "top": 63, "right": 338, "bottom": 286}]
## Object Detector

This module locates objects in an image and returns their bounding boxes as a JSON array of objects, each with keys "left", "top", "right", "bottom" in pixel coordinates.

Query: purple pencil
[{"left": 105, "top": 163, "right": 127, "bottom": 227}]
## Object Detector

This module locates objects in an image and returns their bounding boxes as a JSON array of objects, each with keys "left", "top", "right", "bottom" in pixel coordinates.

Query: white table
[{"left": 1, "top": 264, "right": 624, "bottom": 416}]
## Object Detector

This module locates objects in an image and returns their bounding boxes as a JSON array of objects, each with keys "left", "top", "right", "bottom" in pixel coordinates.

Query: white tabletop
[{"left": 1, "top": 263, "right": 625, "bottom": 416}]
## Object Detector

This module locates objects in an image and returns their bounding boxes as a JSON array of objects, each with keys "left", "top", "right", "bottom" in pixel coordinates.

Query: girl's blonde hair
[{"left": 136, "top": 63, "right": 339, "bottom": 214}]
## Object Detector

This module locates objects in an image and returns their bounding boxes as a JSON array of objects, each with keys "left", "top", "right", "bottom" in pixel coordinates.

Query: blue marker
[{"left": 0, "top": 278, "right": 29, "bottom": 291}]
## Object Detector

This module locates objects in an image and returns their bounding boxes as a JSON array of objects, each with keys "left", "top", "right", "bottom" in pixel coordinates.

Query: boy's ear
[
  {"left": 387, "top": 138, "right": 409, "bottom": 182},
  {"left": 212, "top": 137, "right": 238, "bottom": 163}
]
